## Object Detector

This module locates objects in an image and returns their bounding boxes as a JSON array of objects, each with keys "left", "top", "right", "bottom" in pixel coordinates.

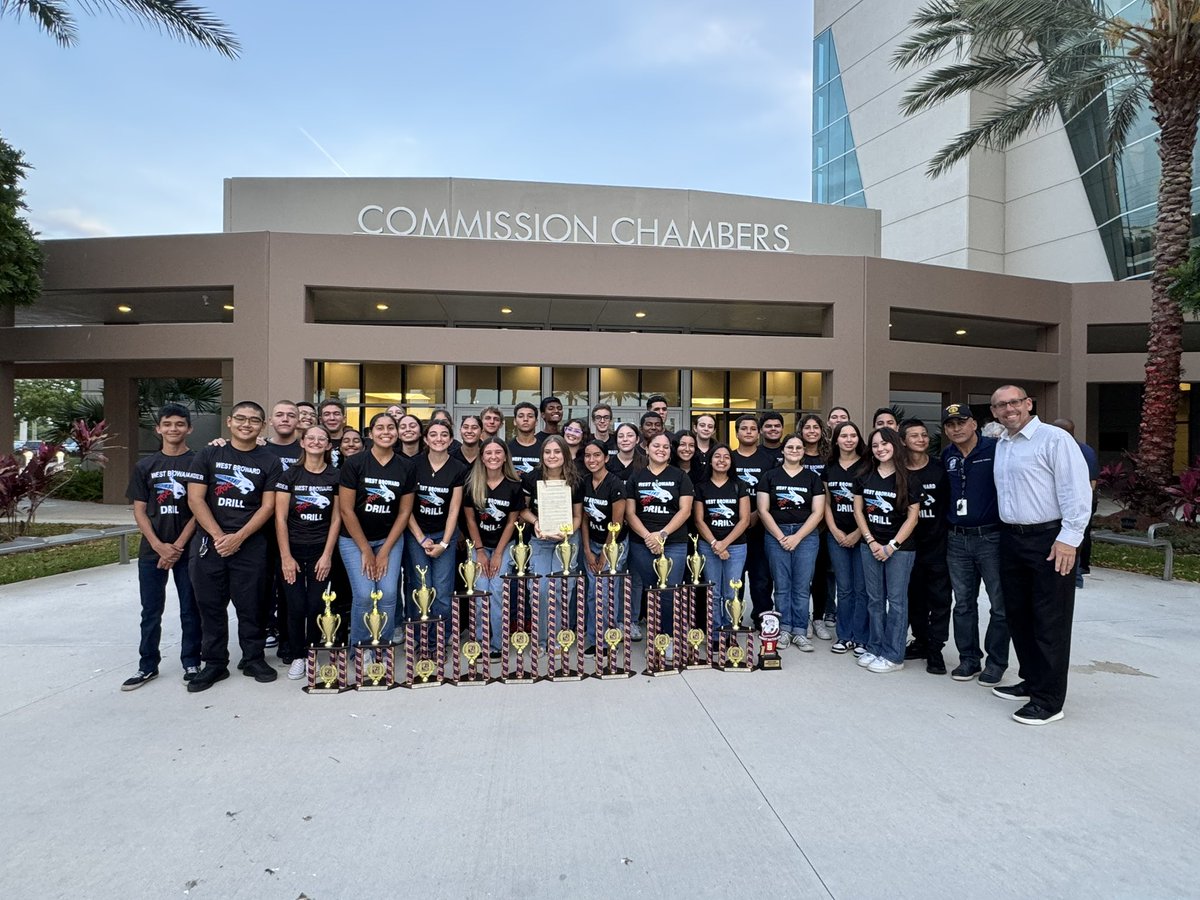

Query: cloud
[
  {"left": 33, "top": 208, "right": 115, "bottom": 238},
  {"left": 623, "top": 10, "right": 761, "bottom": 67}
]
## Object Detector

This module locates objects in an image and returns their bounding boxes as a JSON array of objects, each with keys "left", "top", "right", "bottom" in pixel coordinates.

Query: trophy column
[
  {"left": 355, "top": 588, "right": 398, "bottom": 691},
  {"left": 451, "top": 541, "right": 492, "bottom": 685},
  {"left": 717, "top": 579, "right": 757, "bottom": 673},
  {"left": 400, "top": 565, "right": 446, "bottom": 689},
  {"left": 680, "top": 536, "right": 713, "bottom": 670},
  {"left": 500, "top": 574, "right": 540, "bottom": 684},
  {"left": 305, "top": 585, "right": 352, "bottom": 693},
  {"left": 593, "top": 572, "right": 633, "bottom": 679},
  {"left": 643, "top": 586, "right": 681, "bottom": 677}
]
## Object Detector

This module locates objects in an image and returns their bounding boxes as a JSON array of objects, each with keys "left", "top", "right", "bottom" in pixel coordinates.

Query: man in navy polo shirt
[{"left": 941, "top": 402, "right": 1009, "bottom": 686}]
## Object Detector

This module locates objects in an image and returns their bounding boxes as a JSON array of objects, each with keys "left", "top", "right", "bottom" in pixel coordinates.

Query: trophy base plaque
[
  {"left": 303, "top": 646, "right": 352, "bottom": 693},
  {"left": 354, "top": 643, "right": 399, "bottom": 690},
  {"left": 501, "top": 672, "right": 536, "bottom": 685},
  {"left": 717, "top": 627, "right": 756, "bottom": 673}
]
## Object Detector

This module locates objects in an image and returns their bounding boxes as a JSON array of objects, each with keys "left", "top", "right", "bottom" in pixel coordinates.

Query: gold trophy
[
  {"left": 719, "top": 579, "right": 753, "bottom": 673},
  {"left": 462, "top": 640, "right": 483, "bottom": 673},
  {"left": 556, "top": 523, "right": 576, "bottom": 574},
  {"left": 364, "top": 589, "right": 387, "bottom": 646},
  {"left": 652, "top": 547, "right": 673, "bottom": 589},
  {"left": 603, "top": 521, "right": 622, "bottom": 573},
  {"left": 317, "top": 585, "right": 340, "bottom": 648},
  {"left": 725, "top": 580, "right": 744, "bottom": 631},
  {"left": 511, "top": 521, "right": 531, "bottom": 576},
  {"left": 458, "top": 539, "right": 479, "bottom": 594},
  {"left": 604, "top": 627, "right": 623, "bottom": 656},
  {"left": 727, "top": 644, "right": 746, "bottom": 668},
  {"left": 412, "top": 565, "right": 436, "bottom": 620},
  {"left": 318, "top": 663, "right": 339, "bottom": 689},
  {"left": 687, "top": 628, "right": 705, "bottom": 661},
  {"left": 687, "top": 534, "right": 705, "bottom": 586},
  {"left": 415, "top": 658, "right": 436, "bottom": 684}
]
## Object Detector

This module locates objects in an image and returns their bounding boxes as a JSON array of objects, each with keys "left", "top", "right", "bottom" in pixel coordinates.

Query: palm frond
[
  {"left": 899, "top": 50, "right": 1050, "bottom": 114},
  {"left": 81, "top": 0, "right": 240, "bottom": 57},
  {"left": 1, "top": 0, "right": 79, "bottom": 45},
  {"left": 1106, "top": 71, "right": 1152, "bottom": 154}
]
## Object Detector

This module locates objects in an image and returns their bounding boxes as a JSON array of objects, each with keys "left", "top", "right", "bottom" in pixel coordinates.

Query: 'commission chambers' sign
[{"left": 356, "top": 205, "right": 792, "bottom": 252}]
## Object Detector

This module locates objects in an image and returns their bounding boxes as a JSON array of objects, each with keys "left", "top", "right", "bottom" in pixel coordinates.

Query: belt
[
  {"left": 1001, "top": 520, "right": 1061, "bottom": 535},
  {"left": 949, "top": 524, "right": 999, "bottom": 536}
]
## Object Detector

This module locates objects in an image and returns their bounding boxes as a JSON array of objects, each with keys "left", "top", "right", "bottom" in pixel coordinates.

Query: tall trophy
[
  {"left": 401, "top": 565, "right": 446, "bottom": 689},
  {"left": 452, "top": 539, "right": 491, "bottom": 685},
  {"left": 652, "top": 546, "right": 672, "bottom": 589},
  {"left": 680, "top": 536, "right": 714, "bottom": 670},
  {"left": 757, "top": 610, "right": 783, "bottom": 670},
  {"left": 603, "top": 521, "right": 622, "bottom": 574},
  {"left": 501, "top": 536, "right": 540, "bottom": 683},
  {"left": 718, "top": 579, "right": 755, "bottom": 672},
  {"left": 643, "top": 542, "right": 680, "bottom": 677},
  {"left": 304, "top": 584, "right": 351, "bottom": 693},
  {"left": 687, "top": 534, "right": 705, "bottom": 585},
  {"left": 355, "top": 588, "right": 398, "bottom": 690},
  {"left": 593, "top": 533, "right": 633, "bottom": 679},
  {"left": 556, "top": 523, "right": 576, "bottom": 574},
  {"left": 546, "top": 526, "right": 585, "bottom": 682},
  {"left": 511, "top": 521, "right": 531, "bottom": 576}
]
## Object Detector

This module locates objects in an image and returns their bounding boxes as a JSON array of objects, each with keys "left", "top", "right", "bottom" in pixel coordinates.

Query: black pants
[
  {"left": 743, "top": 522, "right": 774, "bottom": 625},
  {"left": 191, "top": 531, "right": 268, "bottom": 667},
  {"left": 810, "top": 531, "right": 831, "bottom": 621},
  {"left": 1079, "top": 491, "right": 1098, "bottom": 572},
  {"left": 261, "top": 532, "right": 286, "bottom": 645},
  {"left": 908, "top": 537, "right": 952, "bottom": 651},
  {"left": 999, "top": 528, "right": 1076, "bottom": 713},
  {"left": 282, "top": 541, "right": 332, "bottom": 660}
]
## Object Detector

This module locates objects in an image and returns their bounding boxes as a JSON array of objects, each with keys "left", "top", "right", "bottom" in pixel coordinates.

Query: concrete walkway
[{"left": 1, "top": 562, "right": 1197, "bottom": 899}]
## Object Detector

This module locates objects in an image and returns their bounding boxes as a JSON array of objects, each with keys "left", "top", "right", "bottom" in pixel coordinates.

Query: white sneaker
[
  {"left": 868, "top": 657, "right": 904, "bottom": 674},
  {"left": 631, "top": 623, "right": 645, "bottom": 642},
  {"left": 793, "top": 634, "right": 815, "bottom": 652},
  {"left": 287, "top": 658, "right": 306, "bottom": 680},
  {"left": 777, "top": 632, "right": 792, "bottom": 649},
  {"left": 856, "top": 652, "right": 877, "bottom": 668},
  {"left": 852, "top": 644, "right": 867, "bottom": 657},
  {"left": 813, "top": 620, "right": 833, "bottom": 641}
]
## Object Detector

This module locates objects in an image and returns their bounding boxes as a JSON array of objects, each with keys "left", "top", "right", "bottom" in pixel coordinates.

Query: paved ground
[{"left": 2, "top": 553, "right": 1197, "bottom": 899}]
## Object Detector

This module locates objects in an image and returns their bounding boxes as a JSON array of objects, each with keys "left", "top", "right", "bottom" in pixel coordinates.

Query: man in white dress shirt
[{"left": 991, "top": 385, "right": 1092, "bottom": 725}]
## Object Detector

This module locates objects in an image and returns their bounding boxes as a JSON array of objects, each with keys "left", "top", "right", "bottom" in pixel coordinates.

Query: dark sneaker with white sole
[
  {"left": 186, "top": 665, "right": 230, "bottom": 693},
  {"left": 979, "top": 666, "right": 1005, "bottom": 686},
  {"left": 951, "top": 662, "right": 981, "bottom": 682},
  {"left": 992, "top": 682, "right": 1030, "bottom": 701},
  {"left": 926, "top": 652, "right": 947, "bottom": 675},
  {"left": 242, "top": 658, "right": 278, "bottom": 683},
  {"left": 1013, "top": 703, "right": 1064, "bottom": 725},
  {"left": 121, "top": 670, "right": 158, "bottom": 691}
]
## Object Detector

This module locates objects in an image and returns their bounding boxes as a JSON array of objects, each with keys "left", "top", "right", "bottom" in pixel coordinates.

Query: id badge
[{"left": 956, "top": 498, "right": 968, "bottom": 517}]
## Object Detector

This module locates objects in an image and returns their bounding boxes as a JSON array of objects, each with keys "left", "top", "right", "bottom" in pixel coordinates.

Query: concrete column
[{"left": 102, "top": 375, "right": 139, "bottom": 505}]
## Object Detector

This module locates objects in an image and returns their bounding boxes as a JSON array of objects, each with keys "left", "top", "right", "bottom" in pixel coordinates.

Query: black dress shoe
[
  {"left": 925, "top": 652, "right": 947, "bottom": 675},
  {"left": 241, "top": 658, "right": 278, "bottom": 683},
  {"left": 1013, "top": 703, "right": 1064, "bottom": 725},
  {"left": 904, "top": 641, "right": 928, "bottom": 660},
  {"left": 186, "top": 665, "right": 230, "bottom": 693}
]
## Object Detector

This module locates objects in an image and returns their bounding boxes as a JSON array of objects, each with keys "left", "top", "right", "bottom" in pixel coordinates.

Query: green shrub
[{"left": 51, "top": 469, "right": 104, "bottom": 502}]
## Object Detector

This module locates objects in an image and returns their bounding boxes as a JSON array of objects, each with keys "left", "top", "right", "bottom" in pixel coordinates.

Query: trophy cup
[
  {"left": 511, "top": 521, "right": 531, "bottom": 576},
  {"left": 556, "top": 523, "right": 576, "bottom": 574},
  {"left": 679, "top": 536, "right": 713, "bottom": 669},
  {"left": 603, "top": 521, "right": 622, "bottom": 574},
  {"left": 401, "top": 566, "right": 446, "bottom": 689},
  {"left": 643, "top": 573, "right": 680, "bottom": 677},
  {"left": 545, "top": 528, "right": 585, "bottom": 681},
  {"left": 501, "top": 552, "right": 541, "bottom": 683},
  {"left": 652, "top": 549, "right": 672, "bottom": 589},
  {"left": 355, "top": 588, "right": 398, "bottom": 690},
  {"left": 458, "top": 539, "right": 479, "bottom": 594},
  {"left": 718, "top": 579, "right": 755, "bottom": 673},
  {"left": 304, "top": 585, "right": 351, "bottom": 693},
  {"left": 757, "top": 610, "right": 783, "bottom": 670},
  {"left": 687, "top": 534, "right": 705, "bottom": 585},
  {"left": 451, "top": 541, "right": 491, "bottom": 686}
]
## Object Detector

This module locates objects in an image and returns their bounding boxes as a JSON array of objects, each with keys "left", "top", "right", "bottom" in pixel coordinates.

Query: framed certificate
[{"left": 536, "top": 479, "right": 573, "bottom": 536}]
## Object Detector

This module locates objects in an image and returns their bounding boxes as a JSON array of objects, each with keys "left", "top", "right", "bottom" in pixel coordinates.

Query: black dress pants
[
  {"left": 908, "top": 537, "right": 952, "bottom": 651},
  {"left": 191, "top": 531, "right": 269, "bottom": 667}
]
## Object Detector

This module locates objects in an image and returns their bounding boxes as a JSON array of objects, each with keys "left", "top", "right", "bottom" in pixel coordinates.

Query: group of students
[{"left": 121, "top": 394, "right": 984, "bottom": 693}]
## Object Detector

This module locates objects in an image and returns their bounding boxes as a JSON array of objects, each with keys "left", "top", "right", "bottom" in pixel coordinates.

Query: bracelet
[
  {"left": 866, "top": 538, "right": 877, "bottom": 545},
  {"left": 438, "top": 541, "right": 448, "bottom": 550},
  {"left": 888, "top": 540, "right": 899, "bottom": 551}
]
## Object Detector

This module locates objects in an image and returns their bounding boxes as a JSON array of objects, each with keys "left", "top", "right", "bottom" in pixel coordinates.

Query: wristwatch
[
  {"left": 887, "top": 539, "right": 900, "bottom": 551},
  {"left": 438, "top": 541, "right": 449, "bottom": 550}
]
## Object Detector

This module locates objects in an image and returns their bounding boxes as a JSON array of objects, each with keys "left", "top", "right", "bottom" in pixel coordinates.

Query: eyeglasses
[
  {"left": 990, "top": 397, "right": 1028, "bottom": 410},
  {"left": 592, "top": 414, "right": 611, "bottom": 421},
  {"left": 231, "top": 415, "right": 264, "bottom": 425},
  {"left": 565, "top": 428, "right": 583, "bottom": 436}
]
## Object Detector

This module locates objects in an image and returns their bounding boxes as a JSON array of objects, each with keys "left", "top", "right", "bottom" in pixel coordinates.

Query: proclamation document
[{"left": 537, "top": 480, "right": 573, "bottom": 536}]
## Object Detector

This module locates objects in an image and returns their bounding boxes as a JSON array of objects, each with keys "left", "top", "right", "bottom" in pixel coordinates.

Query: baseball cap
[{"left": 941, "top": 402, "right": 974, "bottom": 424}]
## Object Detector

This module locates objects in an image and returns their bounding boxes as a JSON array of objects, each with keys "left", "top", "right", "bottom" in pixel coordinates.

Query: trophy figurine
[
  {"left": 725, "top": 580, "right": 744, "bottom": 632},
  {"left": 687, "top": 534, "right": 705, "bottom": 585},
  {"left": 316, "top": 585, "right": 341, "bottom": 649},
  {"left": 603, "top": 521, "right": 622, "bottom": 574},
  {"left": 412, "top": 565, "right": 436, "bottom": 620},
  {"left": 304, "top": 584, "right": 351, "bottom": 694},
  {"left": 458, "top": 539, "right": 479, "bottom": 594},
  {"left": 652, "top": 550, "right": 672, "bottom": 589},
  {"left": 364, "top": 589, "right": 387, "bottom": 646},
  {"left": 556, "top": 523, "right": 576, "bottom": 574},
  {"left": 355, "top": 587, "right": 397, "bottom": 690},
  {"left": 511, "top": 521, "right": 531, "bottom": 576},
  {"left": 757, "top": 610, "right": 783, "bottom": 670}
]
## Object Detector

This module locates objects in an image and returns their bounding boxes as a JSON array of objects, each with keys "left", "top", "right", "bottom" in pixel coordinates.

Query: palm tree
[
  {"left": 892, "top": 0, "right": 1199, "bottom": 514},
  {"left": 1, "top": 0, "right": 239, "bottom": 57}
]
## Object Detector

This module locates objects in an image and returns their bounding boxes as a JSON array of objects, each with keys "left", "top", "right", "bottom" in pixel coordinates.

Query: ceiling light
[
  {"left": 376, "top": 303, "right": 389, "bottom": 311},
  {"left": 117, "top": 305, "right": 132, "bottom": 313},
  {"left": 635, "top": 311, "right": 647, "bottom": 319},
  {"left": 500, "top": 307, "right": 513, "bottom": 315},
  {"left": 955, "top": 329, "right": 967, "bottom": 336},
  {"left": 223, "top": 304, "right": 235, "bottom": 311}
]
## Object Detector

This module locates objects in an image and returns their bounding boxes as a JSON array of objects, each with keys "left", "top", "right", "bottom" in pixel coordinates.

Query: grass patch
[
  {"left": 1091, "top": 543, "right": 1199, "bottom": 583},
  {"left": 0, "top": 524, "right": 141, "bottom": 586}
]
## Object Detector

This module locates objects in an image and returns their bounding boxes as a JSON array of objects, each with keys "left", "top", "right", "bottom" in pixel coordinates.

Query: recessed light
[
  {"left": 635, "top": 311, "right": 647, "bottom": 319},
  {"left": 223, "top": 304, "right": 235, "bottom": 311},
  {"left": 376, "top": 303, "right": 389, "bottom": 311},
  {"left": 955, "top": 329, "right": 967, "bottom": 336},
  {"left": 117, "top": 305, "right": 132, "bottom": 313},
  {"left": 500, "top": 307, "right": 513, "bottom": 315}
]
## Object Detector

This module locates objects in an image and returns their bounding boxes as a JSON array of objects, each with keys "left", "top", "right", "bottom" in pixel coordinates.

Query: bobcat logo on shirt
[
  {"left": 639, "top": 484, "right": 673, "bottom": 506},
  {"left": 864, "top": 493, "right": 894, "bottom": 515},
  {"left": 481, "top": 498, "right": 505, "bottom": 522},
  {"left": 776, "top": 487, "right": 809, "bottom": 508},
  {"left": 419, "top": 489, "right": 444, "bottom": 507},
  {"left": 708, "top": 499, "right": 735, "bottom": 521},
  {"left": 514, "top": 458, "right": 536, "bottom": 473},
  {"left": 584, "top": 497, "right": 607, "bottom": 524},
  {"left": 154, "top": 478, "right": 187, "bottom": 502},
  {"left": 737, "top": 471, "right": 759, "bottom": 487},
  {"left": 365, "top": 481, "right": 396, "bottom": 504},
  {"left": 830, "top": 484, "right": 855, "bottom": 504},
  {"left": 215, "top": 469, "right": 256, "bottom": 496},
  {"left": 295, "top": 492, "right": 331, "bottom": 511}
]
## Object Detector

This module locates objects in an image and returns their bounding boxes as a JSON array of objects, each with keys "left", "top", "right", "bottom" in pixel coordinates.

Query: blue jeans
[
  {"left": 827, "top": 533, "right": 868, "bottom": 645},
  {"left": 700, "top": 542, "right": 748, "bottom": 630},
  {"left": 340, "top": 535, "right": 403, "bottom": 646},
  {"left": 628, "top": 540, "right": 687, "bottom": 635},
  {"left": 474, "top": 544, "right": 512, "bottom": 653},
  {"left": 859, "top": 545, "right": 915, "bottom": 664},
  {"left": 530, "top": 534, "right": 582, "bottom": 638},
  {"left": 947, "top": 530, "right": 1009, "bottom": 671},
  {"left": 404, "top": 529, "right": 456, "bottom": 641},
  {"left": 137, "top": 553, "right": 201, "bottom": 672},
  {"left": 584, "top": 537, "right": 628, "bottom": 648},
  {"left": 764, "top": 526, "right": 819, "bottom": 636}
]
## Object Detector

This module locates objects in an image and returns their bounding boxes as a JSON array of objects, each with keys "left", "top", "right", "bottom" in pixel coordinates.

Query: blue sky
[{"left": 1, "top": 0, "right": 814, "bottom": 238}]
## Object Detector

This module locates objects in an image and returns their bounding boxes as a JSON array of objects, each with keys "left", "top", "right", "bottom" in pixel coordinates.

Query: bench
[
  {"left": 1091, "top": 523, "right": 1174, "bottom": 582},
  {"left": 0, "top": 525, "right": 141, "bottom": 564}
]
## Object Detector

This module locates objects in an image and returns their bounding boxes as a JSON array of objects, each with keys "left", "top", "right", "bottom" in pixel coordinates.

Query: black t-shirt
[
  {"left": 277, "top": 465, "right": 340, "bottom": 545},
  {"left": 695, "top": 476, "right": 749, "bottom": 544},
  {"left": 627, "top": 465, "right": 694, "bottom": 543},
  {"left": 263, "top": 440, "right": 302, "bottom": 474},
  {"left": 464, "top": 476, "right": 525, "bottom": 549},
  {"left": 520, "top": 469, "right": 585, "bottom": 521},
  {"left": 760, "top": 466, "right": 824, "bottom": 526},
  {"left": 909, "top": 459, "right": 950, "bottom": 546},
  {"left": 606, "top": 455, "right": 641, "bottom": 482},
  {"left": 411, "top": 455, "right": 468, "bottom": 534},
  {"left": 127, "top": 449, "right": 196, "bottom": 559},
  {"left": 185, "top": 444, "right": 283, "bottom": 532},
  {"left": 581, "top": 471, "right": 627, "bottom": 544},
  {"left": 731, "top": 447, "right": 777, "bottom": 500},
  {"left": 852, "top": 469, "right": 924, "bottom": 550},
  {"left": 801, "top": 454, "right": 827, "bottom": 480},
  {"left": 762, "top": 443, "right": 786, "bottom": 468},
  {"left": 339, "top": 450, "right": 415, "bottom": 541},
  {"left": 507, "top": 437, "right": 543, "bottom": 475},
  {"left": 823, "top": 458, "right": 863, "bottom": 533}
]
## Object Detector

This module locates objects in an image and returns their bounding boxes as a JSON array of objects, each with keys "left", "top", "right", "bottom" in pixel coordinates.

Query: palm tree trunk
[{"left": 1136, "top": 72, "right": 1200, "bottom": 514}]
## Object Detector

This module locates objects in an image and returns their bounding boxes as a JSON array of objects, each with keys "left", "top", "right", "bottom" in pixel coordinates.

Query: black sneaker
[
  {"left": 951, "top": 662, "right": 981, "bottom": 682},
  {"left": 583, "top": 645, "right": 595, "bottom": 657},
  {"left": 121, "top": 670, "right": 158, "bottom": 691},
  {"left": 186, "top": 665, "right": 230, "bottom": 693},
  {"left": 979, "top": 666, "right": 1005, "bottom": 686},
  {"left": 264, "top": 631, "right": 279, "bottom": 648},
  {"left": 488, "top": 650, "right": 502, "bottom": 661},
  {"left": 904, "top": 641, "right": 928, "bottom": 660},
  {"left": 236, "top": 659, "right": 246, "bottom": 671},
  {"left": 1013, "top": 703, "right": 1064, "bottom": 725},
  {"left": 182, "top": 666, "right": 199, "bottom": 682},
  {"left": 992, "top": 682, "right": 1030, "bottom": 701},
  {"left": 242, "top": 658, "right": 278, "bottom": 683},
  {"left": 925, "top": 652, "right": 946, "bottom": 675}
]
